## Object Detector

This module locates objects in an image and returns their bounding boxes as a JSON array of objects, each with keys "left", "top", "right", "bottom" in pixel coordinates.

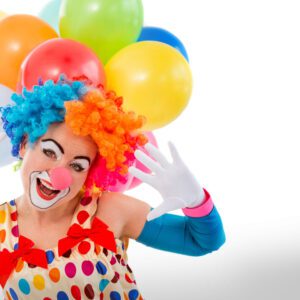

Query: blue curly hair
[{"left": 0, "top": 76, "right": 87, "bottom": 158}]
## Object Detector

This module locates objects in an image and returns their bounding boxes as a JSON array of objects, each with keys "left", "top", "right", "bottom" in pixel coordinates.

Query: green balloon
[{"left": 59, "top": 0, "right": 143, "bottom": 64}]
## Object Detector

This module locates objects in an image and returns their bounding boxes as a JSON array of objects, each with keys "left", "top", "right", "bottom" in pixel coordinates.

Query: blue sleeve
[{"left": 136, "top": 206, "right": 226, "bottom": 256}]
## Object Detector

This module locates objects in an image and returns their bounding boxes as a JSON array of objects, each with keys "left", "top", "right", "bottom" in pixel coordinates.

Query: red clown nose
[{"left": 49, "top": 167, "right": 73, "bottom": 190}]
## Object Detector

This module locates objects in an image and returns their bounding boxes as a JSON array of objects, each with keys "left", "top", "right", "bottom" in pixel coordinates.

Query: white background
[{"left": 1, "top": 0, "right": 300, "bottom": 299}]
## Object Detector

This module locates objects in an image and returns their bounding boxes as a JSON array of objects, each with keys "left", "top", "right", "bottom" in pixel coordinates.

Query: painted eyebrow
[
  {"left": 41, "top": 139, "right": 64, "bottom": 154},
  {"left": 41, "top": 139, "right": 91, "bottom": 165},
  {"left": 73, "top": 156, "right": 91, "bottom": 166}
]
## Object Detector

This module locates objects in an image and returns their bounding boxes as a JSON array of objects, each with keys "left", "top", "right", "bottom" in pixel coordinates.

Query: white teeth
[{"left": 38, "top": 178, "right": 56, "bottom": 191}]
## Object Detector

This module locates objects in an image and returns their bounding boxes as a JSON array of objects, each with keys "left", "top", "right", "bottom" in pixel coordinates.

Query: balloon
[
  {"left": 19, "top": 38, "right": 106, "bottom": 91},
  {"left": 128, "top": 131, "right": 158, "bottom": 190},
  {"left": 59, "top": 0, "right": 143, "bottom": 64},
  {"left": 0, "top": 14, "right": 58, "bottom": 90},
  {"left": 138, "top": 26, "right": 189, "bottom": 61},
  {"left": 0, "top": 11, "right": 7, "bottom": 19},
  {"left": 105, "top": 41, "right": 193, "bottom": 130},
  {"left": 38, "top": 0, "right": 62, "bottom": 33},
  {"left": 0, "top": 84, "right": 17, "bottom": 167}
]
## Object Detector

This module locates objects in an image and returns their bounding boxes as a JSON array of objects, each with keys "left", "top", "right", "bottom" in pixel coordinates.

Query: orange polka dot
[
  {"left": 6, "top": 291, "right": 12, "bottom": 300},
  {"left": 77, "top": 210, "right": 89, "bottom": 224},
  {"left": 94, "top": 244, "right": 101, "bottom": 255},
  {"left": 124, "top": 292, "right": 129, "bottom": 300},
  {"left": 49, "top": 267, "right": 60, "bottom": 283},
  {"left": 0, "top": 210, "right": 6, "bottom": 224},
  {"left": 0, "top": 229, "right": 6, "bottom": 243},
  {"left": 15, "top": 258, "right": 24, "bottom": 272}
]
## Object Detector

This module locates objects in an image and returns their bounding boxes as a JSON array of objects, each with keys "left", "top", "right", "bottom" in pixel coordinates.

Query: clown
[{"left": 0, "top": 77, "right": 225, "bottom": 299}]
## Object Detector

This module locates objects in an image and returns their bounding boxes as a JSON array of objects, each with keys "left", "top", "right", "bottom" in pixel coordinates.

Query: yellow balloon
[
  {"left": 105, "top": 41, "right": 192, "bottom": 130},
  {"left": 0, "top": 11, "right": 7, "bottom": 19}
]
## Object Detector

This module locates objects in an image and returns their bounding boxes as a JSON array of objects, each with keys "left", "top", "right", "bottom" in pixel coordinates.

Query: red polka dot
[
  {"left": 10, "top": 211, "right": 17, "bottom": 221},
  {"left": 81, "top": 260, "right": 94, "bottom": 276},
  {"left": 11, "top": 225, "right": 19, "bottom": 237},
  {"left": 125, "top": 273, "right": 134, "bottom": 283},
  {"left": 43, "top": 298, "right": 52, "bottom": 300},
  {"left": 84, "top": 284, "right": 94, "bottom": 299},
  {"left": 80, "top": 197, "right": 92, "bottom": 206},
  {"left": 77, "top": 211, "right": 89, "bottom": 224},
  {"left": 71, "top": 285, "right": 81, "bottom": 300},
  {"left": 78, "top": 241, "right": 91, "bottom": 255},
  {"left": 110, "top": 255, "right": 116, "bottom": 265}
]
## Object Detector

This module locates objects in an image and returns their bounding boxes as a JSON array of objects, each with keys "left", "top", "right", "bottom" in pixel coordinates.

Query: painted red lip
[{"left": 36, "top": 178, "right": 59, "bottom": 201}]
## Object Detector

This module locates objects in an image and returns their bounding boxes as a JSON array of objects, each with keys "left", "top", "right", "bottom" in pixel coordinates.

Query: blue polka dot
[
  {"left": 96, "top": 261, "right": 107, "bottom": 275},
  {"left": 129, "top": 289, "right": 139, "bottom": 300},
  {"left": 57, "top": 291, "right": 69, "bottom": 300},
  {"left": 99, "top": 279, "right": 109, "bottom": 292},
  {"left": 46, "top": 250, "right": 55, "bottom": 264},
  {"left": 18, "top": 279, "right": 30, "bottom": 295},
  {"left": 10, "top": 200, "right": 16, "bottom": 206},
  {"left": 9, "top": 288, "right": 18, "bottom": 300},
  {"left": 110, "top": 291, "right": 121, "bottom": 300},
  {"left": 13, "top": 243, "right": 19, "bottom": 250}
]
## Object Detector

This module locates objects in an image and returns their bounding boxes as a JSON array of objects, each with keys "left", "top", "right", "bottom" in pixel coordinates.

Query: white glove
[{"left": 128, "top": 141, "right": 205, "bottom": 221}]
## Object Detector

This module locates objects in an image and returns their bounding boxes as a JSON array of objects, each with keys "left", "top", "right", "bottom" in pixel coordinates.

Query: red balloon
[{"left": 18, "top": 38, "right": 106, "bottom": 91}]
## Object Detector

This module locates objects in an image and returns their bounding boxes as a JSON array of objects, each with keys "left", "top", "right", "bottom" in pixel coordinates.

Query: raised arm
[
  {"left": 125, "top": 141, "right": 226, "bottom": 256},
  {"left": 136, "top": 190, "right": 225, "bottom": 256}
]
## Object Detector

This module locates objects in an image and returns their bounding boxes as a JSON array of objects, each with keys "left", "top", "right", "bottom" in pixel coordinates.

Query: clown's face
[{"left": 19, "top": 122, "right": 98, "bottom": 210}]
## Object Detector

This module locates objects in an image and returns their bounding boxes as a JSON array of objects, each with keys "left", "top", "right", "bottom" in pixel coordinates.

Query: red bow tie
[
  {"left": 58, "top": 217, "right": 117, "bottom": 256},
  {"left": 0, "top": 235, "right": 48, "bottom": 288}
]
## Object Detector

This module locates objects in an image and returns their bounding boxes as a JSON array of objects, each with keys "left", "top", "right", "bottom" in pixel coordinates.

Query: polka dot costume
[{"left": 0, "top": 196, "right": 143, "bottom": 299}]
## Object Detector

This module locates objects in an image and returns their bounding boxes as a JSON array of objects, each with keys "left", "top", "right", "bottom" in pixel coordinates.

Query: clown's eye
[
  {"left": 70, "top": 163, "right": 84, "bottom": 172},
  {"left": 43, "top": 149, "right": 57, "bottom": 159}
]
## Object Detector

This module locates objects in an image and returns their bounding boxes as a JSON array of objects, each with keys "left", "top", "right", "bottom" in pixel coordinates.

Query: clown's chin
[{"left": 30, "top": 172, "right": 70, "bottom": 209}]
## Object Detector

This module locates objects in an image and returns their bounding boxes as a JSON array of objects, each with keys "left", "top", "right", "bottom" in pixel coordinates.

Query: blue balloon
[
  {"left": 38, "top": 0, "right": 62, "bottom": 34},
  {"left": 137, "top": 26, "right": 189, "bottom": 62}
]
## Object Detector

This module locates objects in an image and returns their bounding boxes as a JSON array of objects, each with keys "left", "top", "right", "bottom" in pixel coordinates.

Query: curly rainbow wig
[{"left": 0, "top": 76, "right": 148, "bottom": 196}]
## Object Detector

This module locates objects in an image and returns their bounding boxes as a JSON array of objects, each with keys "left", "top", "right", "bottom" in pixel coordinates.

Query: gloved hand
[{"left": 128, "top": 141, "right": 206, "bottom": 221}]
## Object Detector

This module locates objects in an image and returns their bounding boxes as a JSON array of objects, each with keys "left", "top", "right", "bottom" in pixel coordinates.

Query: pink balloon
[{"left": 128, "top": 131, "right": 158, "bottom": 190}]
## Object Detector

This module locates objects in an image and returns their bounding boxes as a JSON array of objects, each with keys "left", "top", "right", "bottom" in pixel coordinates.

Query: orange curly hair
[{"left": 64, "top": 87, "right": 148, "bottom": 196}]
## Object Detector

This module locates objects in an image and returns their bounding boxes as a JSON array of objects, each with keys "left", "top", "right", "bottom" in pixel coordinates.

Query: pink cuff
[{"left": 182, "top": 188, "right": 214, "bottom": 217}]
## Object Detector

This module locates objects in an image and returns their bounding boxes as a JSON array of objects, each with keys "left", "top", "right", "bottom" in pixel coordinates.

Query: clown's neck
[{"left": 14, "top": 193, "right": 81, "bottom": 227}]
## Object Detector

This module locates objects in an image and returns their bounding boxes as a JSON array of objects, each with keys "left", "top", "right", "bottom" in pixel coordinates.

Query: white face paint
[
  {"left": 29, "top": 171, "right": 70, "bottom": 209},
  {"left": 40, "top": 139, "right": 90, "bottom": 172}
]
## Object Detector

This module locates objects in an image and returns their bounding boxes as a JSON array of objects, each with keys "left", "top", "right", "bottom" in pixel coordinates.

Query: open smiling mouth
[{"left": 36, "top": 178, "right": 61, "bottom": 201}]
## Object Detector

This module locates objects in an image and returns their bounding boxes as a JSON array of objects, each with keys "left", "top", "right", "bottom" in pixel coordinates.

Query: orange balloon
[{"left": 0, "top": 14, "right": 58, "bottom": 90}]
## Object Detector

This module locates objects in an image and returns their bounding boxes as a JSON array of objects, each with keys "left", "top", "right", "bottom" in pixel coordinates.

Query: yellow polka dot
[
  {"left": 0, "top": 229, "right": 6, "bottom": 243},
  {"left": 49, "top": 268, "right": 60, "bottom": 283},
  {"left": 0, "top": 210, "right": 6, "bottom": 224},
  {"left": 33, "top": 275, "right": 45, "bottom": 290}
]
